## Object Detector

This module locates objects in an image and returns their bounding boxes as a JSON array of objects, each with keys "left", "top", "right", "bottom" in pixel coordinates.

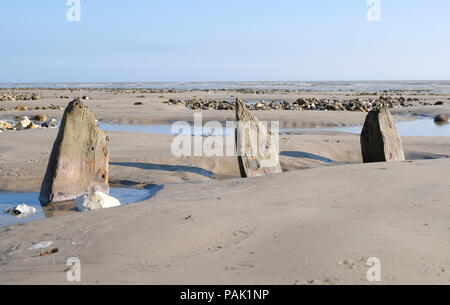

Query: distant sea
[{"left": 1, "top": 81, "right": 450, "bottom": 92}]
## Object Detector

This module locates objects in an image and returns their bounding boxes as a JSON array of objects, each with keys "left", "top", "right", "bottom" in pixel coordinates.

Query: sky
[{"left": 1, "top": 0, "right": 450, "bottom": 82}]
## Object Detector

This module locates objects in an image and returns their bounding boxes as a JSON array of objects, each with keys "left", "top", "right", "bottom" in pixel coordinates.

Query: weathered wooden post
[
  {"left": 235, "top": 98, "right": 282, "bottom": 177},
  {"left": 360, "top": 107, "right": 405, "bottom": 163},
  {"left": 39, "top": 98, "right": 110, "bottom": 205}
]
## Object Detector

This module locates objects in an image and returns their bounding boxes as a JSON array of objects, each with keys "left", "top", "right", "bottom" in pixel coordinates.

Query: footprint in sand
[
  {"left": 338, "top": 257, "right": 366, "bottom": 270},
  {"left": 295, "top": 278, "right": 338, "bottom": 285}
]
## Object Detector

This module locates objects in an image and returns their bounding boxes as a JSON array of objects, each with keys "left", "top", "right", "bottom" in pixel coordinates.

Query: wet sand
[{"left": 0, "top": 89, "right": 449, "bottom": 284}]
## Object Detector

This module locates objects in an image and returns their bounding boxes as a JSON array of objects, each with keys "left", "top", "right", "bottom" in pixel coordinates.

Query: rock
[
  {"left": 41, "top": 119, "right": 57, "bottom": 128},
  {"left": 39, "top": 98, "right": 110, "bottom": 205},
  {"left": 0, "top": 120, "right": 12, "bottom": 131},
  {"left": 4, "top": 204, "right": 37, "bottom": 219},
  {"left": 40, "top": 119, "right": 58, "bottom": 129},
  {"left": 14, "top": 117, "right": 31, "bottom": 130},
  {"left": 74, "top": 191, "right": 121, "bottom": 211},
  {"left": 32, "top": 114, "right": 47, "bottom": 122},
  {"left": 434, "top": 114, "right": 449, "bottom": 124},
  {"left": 26, "top": 122, "right": 39, "bottom": 129},
  {"left": 15, "top": 105, "right": 29, "bottom": 111},
  {"left": 360, "top": 107, "right": 405, "bottom": 163},
  {"left": 31, "top": 94, "right": 40, "bottom": 100},
  {"left": 235, "top": 98, "right": 282, "bottom": 178}
]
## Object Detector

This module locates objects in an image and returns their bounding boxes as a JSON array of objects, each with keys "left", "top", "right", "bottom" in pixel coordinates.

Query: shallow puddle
[
  {"left": 99, "top": 122, "right": 236, "bottom": 136},
  {"left": 284, "top": 119, "right": 450, "bottom": 137},
  {"left": 0, "top": 186, "right": 162, "bottom": 227},
  {"left": 99, "top": 119, "right": 449, "bottom": 137}
]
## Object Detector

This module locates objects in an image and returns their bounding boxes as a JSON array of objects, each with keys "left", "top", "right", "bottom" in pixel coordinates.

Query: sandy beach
[{"left": 1, "top": 88, "right": 450, "bottom": 285}]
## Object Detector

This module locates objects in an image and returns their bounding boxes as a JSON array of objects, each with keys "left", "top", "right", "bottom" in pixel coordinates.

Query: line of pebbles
[
  {"left": 165, "top": 96, "right": 444, "bottom": 112},
  {"left": 0, "top": 92, "right": 41, "bottom": 101}
]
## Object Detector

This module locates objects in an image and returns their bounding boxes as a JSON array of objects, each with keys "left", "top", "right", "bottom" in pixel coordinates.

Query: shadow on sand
[
  {"left": 405, "top": 152, "right": 450, "bottom": 161},
  {"left": 111, "top": 162, "right": 216, "bottom": 178},
  {"left": 280, "top": 151, "right": 335, "bottom": 164}
]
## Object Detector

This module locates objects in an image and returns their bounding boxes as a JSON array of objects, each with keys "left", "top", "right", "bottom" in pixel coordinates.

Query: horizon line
[{"left": 1, "top": 80, "right": 450, "bottom": 84}]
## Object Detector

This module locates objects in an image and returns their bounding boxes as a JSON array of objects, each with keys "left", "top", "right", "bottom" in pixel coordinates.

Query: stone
[
  {"left": 14, "top": 117, "right": 31, "bottom": 130},
  {"left": 235, "top": 98, "right": 282, "bottom": 178},
  {"left": 4, "top": 204, "right": 37, "bottom": 219},
  {"left": 40, "top": 119, "right": 58, "bottom": 128},
  {"left": 32, "top": 114, "right": 47, "bottom": 122},
  {"left": 434, "top": 114, "right": 449, "bottom": 124},
  {"left": 15, "top": 105, "right": 29, "bottom": 111},
  {"left": 74, "top": 191, "right": 121, "bottom": 211},
  {"left": 31, "top": 94, "right": 40, "bottom": 100},
  {"left": 39, "top": 98, "right": 110, "bottom": 205},
  {"left": 25, "top": 122, "right": 37, "bottom": 129},
  {"left": 26, "top": 122, "right": 39, "bottom": 129},
  {"left": 0, "top": 120, "right": 12, "bottom": 130},
  {"left": 360, "top": 107, "right": 405, "bottom": 163}
]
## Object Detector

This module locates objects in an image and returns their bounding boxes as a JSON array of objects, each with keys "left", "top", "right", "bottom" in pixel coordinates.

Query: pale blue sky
[{"left": 1, "top": 0, "right": 449, "bottom": 82}]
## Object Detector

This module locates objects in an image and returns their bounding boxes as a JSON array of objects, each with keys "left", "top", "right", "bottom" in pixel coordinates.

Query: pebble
[
  {"left": 31, "top": 94, "right": 40, "bottom": 100},
  {"left": 32, "top": 114, "right": 47, "bottom": 122},
  {"left": 0, "top": 120, "right": 12, "bottom": 131},
  {"left": 434, "top": 114, "right": 449, "bottom": 124},
  {"left": 15, "top": 106, "right": 29, "bottom": 111}
]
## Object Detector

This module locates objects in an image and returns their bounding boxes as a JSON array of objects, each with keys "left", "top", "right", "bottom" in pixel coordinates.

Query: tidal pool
[
  {"left": 99, "top": 119, "right": 449, "bottom": 137},
  {"left": 293, "top": 119, "right": 450, "bottom": 137},
  {"left": 99, "top": 122, "right": 236, "bottom": 136},
  {"left": 0, "top": 186, "right": 162, "bottom": 227}
]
